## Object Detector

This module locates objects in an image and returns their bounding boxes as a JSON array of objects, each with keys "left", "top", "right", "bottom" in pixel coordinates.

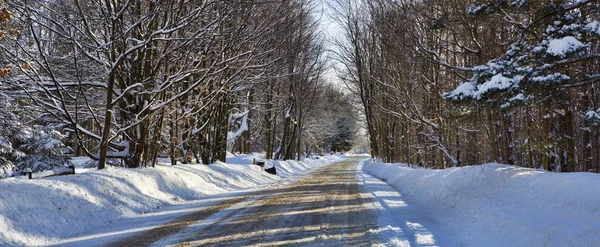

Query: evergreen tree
[
  {"left": 445, "top": 1, "right": 600, "bottom": 113},
  {"left": 14, "top": 125, "right": 74, "bottom": 174},
  {"left": 0, "top": 94, "right": 19, "bottom": 178},
  {"left": 329, "top": 117, "right": 355, "bottom": 152}
]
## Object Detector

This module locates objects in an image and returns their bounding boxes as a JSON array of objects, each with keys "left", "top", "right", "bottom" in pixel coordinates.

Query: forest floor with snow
[{"left": 0, "top": 153, "right": 343, "bottom": 246}]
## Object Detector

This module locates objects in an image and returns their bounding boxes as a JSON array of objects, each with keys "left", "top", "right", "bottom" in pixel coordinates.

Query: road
[
  {"left": 54, "top": 158, "right": 444, "bottom": 247},
  {"left": 109, "top": 158, "right": 382, "bottom": 246}
]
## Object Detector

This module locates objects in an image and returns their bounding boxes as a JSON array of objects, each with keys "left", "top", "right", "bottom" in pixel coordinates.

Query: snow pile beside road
[
  {"left": 0, "top": 154, "right": 343, "bottom": 246},
  {"left": 363, "top": 161, "right": 600, "bottom": 247}
]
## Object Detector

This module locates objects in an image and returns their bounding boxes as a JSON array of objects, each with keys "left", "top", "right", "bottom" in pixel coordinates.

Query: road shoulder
[{"left": 356, "top": 159, "right": 449, "bottom": 247}]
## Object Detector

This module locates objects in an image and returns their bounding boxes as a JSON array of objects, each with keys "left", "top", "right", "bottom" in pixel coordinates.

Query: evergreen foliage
[
  {"left": 0, "top": 94, "right": 20, "bottom": 178},
  {"left": 445, "top": 1, "right": 600, "bottom": 114},
  {"left": 0, "top": 94, "right": 73, "bottom": 177},
  {"left": 329, "top": 117, "right": 355, "bottom": 152},
  {"left": 14, "top": 125, "right": 73, "bottom": 174}
]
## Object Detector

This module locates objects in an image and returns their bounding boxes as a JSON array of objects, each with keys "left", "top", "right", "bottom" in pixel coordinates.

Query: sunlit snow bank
[
  {"left": 0, "top": 154, "right": 343, "bottom": 246},
  {"left": 363, "top": 161, "right": 600, "bottom": 247}
]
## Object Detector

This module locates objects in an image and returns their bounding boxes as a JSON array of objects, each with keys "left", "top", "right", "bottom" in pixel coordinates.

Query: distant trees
[
  {"left": 333, "top": 0, "right": 600, "bottom": 172},
  {"left": 328, "top": 117, "right": 355, "bottom": 152},
  {"left": 0, "top": 0, "right": 343, "bottom": 175},
  {"left": 320, "top": 86, "right": 356, "bottom": 153}
]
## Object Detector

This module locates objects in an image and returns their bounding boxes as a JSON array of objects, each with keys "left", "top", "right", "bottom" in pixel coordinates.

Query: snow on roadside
[
  {"left": 0, "top": 154, "right": 343, "bottom": 246},
  {"left": 363, "top": 161, "right": 600, "bottom": 247},
  {"left": 356, "top": 160, "right": 451, "bottom": 247}
]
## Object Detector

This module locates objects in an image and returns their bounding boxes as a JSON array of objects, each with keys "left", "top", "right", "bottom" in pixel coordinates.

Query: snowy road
[
  {"left": 147, "top": 158, "right": 381, "bottom": 246},
  {"left": 54, "top": 158, "right": 447, "bottom": 247}
]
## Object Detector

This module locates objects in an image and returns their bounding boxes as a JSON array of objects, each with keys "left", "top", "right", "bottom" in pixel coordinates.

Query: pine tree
[
  {"left": 0, "top": 94, "right": 19, "bottom": 178},
  {"left": 445, "top": 1, "right": 600, "bottom": 112},
  {"left": 445, "top": 1, "right": 600, "bottom": 171}
]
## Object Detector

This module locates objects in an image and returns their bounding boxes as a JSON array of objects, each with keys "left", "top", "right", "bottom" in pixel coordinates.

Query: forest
[
  {"left": 333, "top": 0, "right": 600, "bottom": 172},
  {"left": 0, "top": 0, "right": 356, "bottom": 178},
  {"left": 1, "top": 1, "right": 599, "bottom": 246},
  {"left": 1, "top": 0, "right": 600, "bottom": 177}
]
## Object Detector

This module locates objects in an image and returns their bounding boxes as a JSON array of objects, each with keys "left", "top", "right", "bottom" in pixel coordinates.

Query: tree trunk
[
  {"left": 486, "top": 109, "right": 499, "bottom": 162},
  {"left": 582, "top": 87, "right": 593, "bottom": 171},
  {"left": 98, "top": 110, "right": 113, "bottom": 170},
  {"left": 169, "top": 113, "right": 177, "bottom": 166},
  {"left": 296, "top": 112, "right": 303, "bottom": 161},
  {"left": 541, "top": 106, "right": 550, "bottom": 171},
  {"left": 563, "top": 102, "right": 576, "bottom": 172},
  {"left": 526, "top": 113, "right": 534, "bottom": 168}
]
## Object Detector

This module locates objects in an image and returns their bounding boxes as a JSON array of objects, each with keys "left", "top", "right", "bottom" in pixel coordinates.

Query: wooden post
[
  {"left": 69, "top": 165, "right": 75, "bottom": 174},
  {"left": 25, "top": 168, "right": 32, "bottom": 179},
  {"left": 256, "top": 161, "right": 265, "bottom": 168}
]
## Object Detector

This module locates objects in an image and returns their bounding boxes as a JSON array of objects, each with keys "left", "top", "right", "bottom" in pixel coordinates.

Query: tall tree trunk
[
  {"left": 296, "top": 112, "right": 303, "bottom": 161},
  {"left": 503, "top": 115, "right": 514, "bottom": 165},
  {"left": 563, "top": 99, "right": 576, "bottom": 172},
  {"left": 582, "top": 87, "right": 593, "bottom": 171},
  {"left": 526, "top": 112, "right": 534, "bottom": 168},
  {"left": 169, "top": 110, "right": 177, "bottom": 166},
  {"left": 455, "top": 125, "right": 461, "bottom": 167},
  {"left": 486, "top": 109, "right": 499, "bottom": 162},
  {"left": 264, "top": 82, "right": 274, "bottom": 160},
  {"left": 275, "top": 99, "right": 293, "bottom": 160},
  {"left": 151, "top": 106, "right": 166, "bottom": 167},
  {"left": 284, "top": 122, "right": 297, "bottom": 160},
  {"left": 98, "top": 70, "right": 116, "bottom": 170},
  {"left": 541, "top": 106, "right": 550, "bottom": 171}
]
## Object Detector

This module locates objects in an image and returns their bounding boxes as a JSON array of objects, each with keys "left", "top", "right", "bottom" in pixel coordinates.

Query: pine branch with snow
[
  {"left": 445, "top": 2, "right": 600, "bottom": 115},
  {"left": 14, "top": 125, "right": 73, "bottom": 174}
]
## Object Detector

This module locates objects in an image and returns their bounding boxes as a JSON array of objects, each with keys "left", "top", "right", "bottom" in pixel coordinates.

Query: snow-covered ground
[
  {"left": 363, "top": 160, "right": 600, "bottom": 247},
  {"left": 356, "top": 160, "right": 451, "bottom": 246},
  {"left": 5, "top": 155, "right": 597, "bottom": 247},
  {"left": 0, "top": 153, "right": 343, "bottom": 246}
]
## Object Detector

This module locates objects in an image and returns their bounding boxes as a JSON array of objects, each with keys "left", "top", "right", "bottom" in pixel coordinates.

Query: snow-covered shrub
[
  {"left": 14, "top": 125, "right": 73, "bottom": 173},
  {"left": 0, "top": 137, "right": 16, "bottom": 178}
]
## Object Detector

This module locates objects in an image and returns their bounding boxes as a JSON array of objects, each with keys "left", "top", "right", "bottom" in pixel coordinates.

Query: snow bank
[
  {"left": 363, "top": 161, "right": 600, "bottom": 247},
  {"left": 0, "top": 154, "right": 343, "bottom": 246}
]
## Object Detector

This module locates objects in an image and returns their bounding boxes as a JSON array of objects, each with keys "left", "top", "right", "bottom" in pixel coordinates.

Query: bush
[{"left": 14, "top": 125, "right": 73, "bottom": 173}]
